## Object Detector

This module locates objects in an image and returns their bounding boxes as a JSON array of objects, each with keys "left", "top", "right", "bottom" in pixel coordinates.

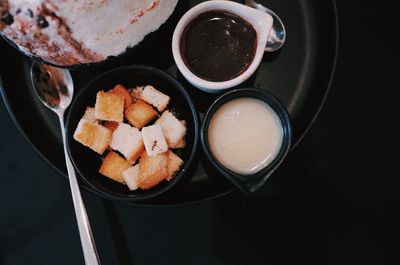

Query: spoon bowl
[
  {"left": 31, "top": 62, "right": 74, "bottom": 111},
  {"left": 245, "top": 0, "right": 286, "bottom": 52}
]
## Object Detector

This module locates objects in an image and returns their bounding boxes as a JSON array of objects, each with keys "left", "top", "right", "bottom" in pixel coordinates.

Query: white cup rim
[{"left": 172, "top": 0, "right": 273, "bottom": 93}]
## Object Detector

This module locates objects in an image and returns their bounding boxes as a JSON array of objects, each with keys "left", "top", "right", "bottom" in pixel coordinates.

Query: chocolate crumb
[
  {"left": 151, "top": 140, "right": 158, "bottom": 151},
  {"left": 26, "top": 9, "right": 33, "bottom": 18},
  {"left": 37, "top": 15, "right": 49, "bottom": 28},
  {"left": 41, "top": 71, "right": 51, "bottom": 82},
  {"left": 1, "top": 13, "right": 14, "bottom": 25},
  {"left": 16, "top": 9, "right": 21, "bottom": 14}
]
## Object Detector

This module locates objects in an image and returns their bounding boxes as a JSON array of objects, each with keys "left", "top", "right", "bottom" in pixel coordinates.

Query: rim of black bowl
[
  {"left": 65, "top": 64, "right": 199, "bottom": 202},
  {"left": 201, "top": 88, "right": 292, "bottom": 195}
]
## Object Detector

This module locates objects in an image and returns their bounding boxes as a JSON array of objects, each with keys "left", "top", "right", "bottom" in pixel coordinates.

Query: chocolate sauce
[
  {"left": 1, "top": 12, "right": 14, "bottom": 25},
  {"left": 180, "top": 10, "right": 257, "bottom": 82},
  {"left": 26, "top": 9, "right": 34, "bottom": 18},
  {"left": 37, "top": 15, "right": 49, "bottom": 28}
]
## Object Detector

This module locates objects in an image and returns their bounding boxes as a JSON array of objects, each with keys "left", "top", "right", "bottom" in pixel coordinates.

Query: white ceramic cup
[{"left": 172, "top": 0, "right": 273, "bottom": 93}]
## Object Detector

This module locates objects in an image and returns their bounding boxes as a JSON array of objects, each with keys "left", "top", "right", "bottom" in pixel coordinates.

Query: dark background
[{"left": 1, "top": 0, "right": 399, "bottom": 264}]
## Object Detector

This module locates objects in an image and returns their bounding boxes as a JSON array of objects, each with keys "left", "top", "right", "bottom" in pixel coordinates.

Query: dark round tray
[{"left": 0, "top": 0, "right": 338, "bottom": 206}]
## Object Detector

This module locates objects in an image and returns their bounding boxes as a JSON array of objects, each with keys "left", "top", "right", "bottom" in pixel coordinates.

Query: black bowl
[
  {"left": 66, "top": 65, "right": 199, "bottom": 202},
  {"left": 201, "top": 88, "right": 292, "bottom": 195}
]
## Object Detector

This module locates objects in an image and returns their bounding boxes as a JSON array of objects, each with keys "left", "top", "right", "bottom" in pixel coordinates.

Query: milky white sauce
[{"left": 208, "top": 97, "right": 283, "bottom": 175}]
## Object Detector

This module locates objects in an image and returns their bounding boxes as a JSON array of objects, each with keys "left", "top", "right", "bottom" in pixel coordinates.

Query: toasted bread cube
[
  {"left": 122, "top": 165, "right": 140, "bottom": 191},
  {"left": 109, "top": 123, "right": 144, "bottom": 164},
  {"left": 138, "top": 85, "right": 170, "bottom": 112},
  {"left": 172, "top": 121, "right": 187, "bottom": 148},
  {"left": 155, "top": 110, "right": 187, "bottom": 148},
  {"left": 104, "top": 121, "right": 119, "bottom": 151},
  {"left": 99, "top": 151, "right": 130, "bottom": 183},
  {"left": 82, "top": 107, "right": 97, "bottom": 123},
  {"left": 103, "top": 121, "right": 119, "bottom": 132},
  {"left": 142, "top": 124, "right": 168, "bottom": 156},
  {"left": 172, "top": 139, "right": 186, "bottom": 149},
  {"left": 73, "top": 119, "right": 112, "bottom": 154},
  {"left": 125, "top": 99, "right": 157, "bottom": 129},
  {"left": 95, "top": 91, "right": 124, "bottom": 122},
  {"left": 138, "top": 151, "right": 169, "bottom": 189},
  {"left": 110, "top": 84, "right": 132, "bottom": 108},
  {"left": 166, "top": 150, "right": 184, "bottom": 181},
  {"left": 130, "top": 86, "right": 144, "bottom": 101}
]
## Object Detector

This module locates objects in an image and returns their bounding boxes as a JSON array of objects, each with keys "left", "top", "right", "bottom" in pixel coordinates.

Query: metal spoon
[
  {"left": 31, "top": 62, "right": 101, "bottom": 265},
  {"left": 245, "top": 0, "right": 286, "bottom": 52}
]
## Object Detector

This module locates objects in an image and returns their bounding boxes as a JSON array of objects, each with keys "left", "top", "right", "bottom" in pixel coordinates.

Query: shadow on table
[
  {"left": 210, "top": 144, "right": 400, "bottom": 265},
  {"left": 0, "top": 102, "right": 74, "bottom": 256}
]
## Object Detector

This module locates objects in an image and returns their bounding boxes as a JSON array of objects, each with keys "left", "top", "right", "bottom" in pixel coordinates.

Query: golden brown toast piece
[
  {"left": 110, "top": 84, "right": 132, "bottom": 108},
  {"left": 109, "top": 123, "right": 145, "bottom": 164},
  {"left": 82, "top": 107, "right": 97, "bottom": 123},
  {"left": 141, "top": 85, "right": 170, "bottom": 112},
  {"left": 73, "top": 119, "right": 112, "bottom": 155},
  {"left": 155, "top": 110, "right": 187, "bottom": 148},
  {"left": 99, "top": 151, "right": 130, "bottom": 184},
  {"left": 129, "top": 86, "right": 143, "bottom": 101},
  {"left": 131, "top": 85, "right": 170, "bottom": 112},
  {"left": 104, "top": 121, "right": 119, "bottom": 151},
  {"left": 122, "top": 165, "right": 140, "bottom": 191},
  {"left": 103, "top": 121, "right": 119, "bottom": 132},
  {"left": 125, "top": 99, "right": 158, "bottom": 129},
  {"left": 172, "top": 138, "right": 186, "bottom": 149},
  {"left": 95, "top": 90, "right": 124, "bottom": 122},
  {"left": 138, "top": 151, "right": 169, "bottom": 190},
  {"left": 166, "top": 150, "right": 184, "bottom": 181},
  {"left": 174, "top": 121, "right": 186, "bottom": 148},
  {"left": 142, "top": 124, "right": 169, "bottom": 157}
]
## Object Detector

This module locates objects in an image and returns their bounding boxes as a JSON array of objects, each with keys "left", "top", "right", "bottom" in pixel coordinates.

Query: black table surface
[{"left": 1, "top": 0, "right": 399, "bottom": 264}]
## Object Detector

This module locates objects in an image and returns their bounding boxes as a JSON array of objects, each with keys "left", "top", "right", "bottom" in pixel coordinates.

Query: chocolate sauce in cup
[
  {"left": 180, "top": 10, "right": 257, "bottom": 82},
  {"left": 172, "top": 1, "right": 274, "bottom": 93}
]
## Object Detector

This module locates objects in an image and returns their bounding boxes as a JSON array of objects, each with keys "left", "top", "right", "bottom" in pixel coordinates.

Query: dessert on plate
[{"left": 0, "top": 0, "right": 178, "bottom": 65}]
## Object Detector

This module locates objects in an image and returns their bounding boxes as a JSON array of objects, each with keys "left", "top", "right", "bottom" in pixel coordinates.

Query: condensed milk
[{"left": 208, "top": 97, "right": 283, "bottom": 175}]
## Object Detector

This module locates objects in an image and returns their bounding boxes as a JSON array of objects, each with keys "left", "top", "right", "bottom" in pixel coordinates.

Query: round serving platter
[{"left": 0, "top": 0, "right": 338, "bottom": 206}]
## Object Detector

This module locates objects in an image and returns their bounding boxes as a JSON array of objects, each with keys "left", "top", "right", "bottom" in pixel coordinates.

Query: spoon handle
[{"left": 59, "top": 115, "right": 101, "bottom": 265}]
